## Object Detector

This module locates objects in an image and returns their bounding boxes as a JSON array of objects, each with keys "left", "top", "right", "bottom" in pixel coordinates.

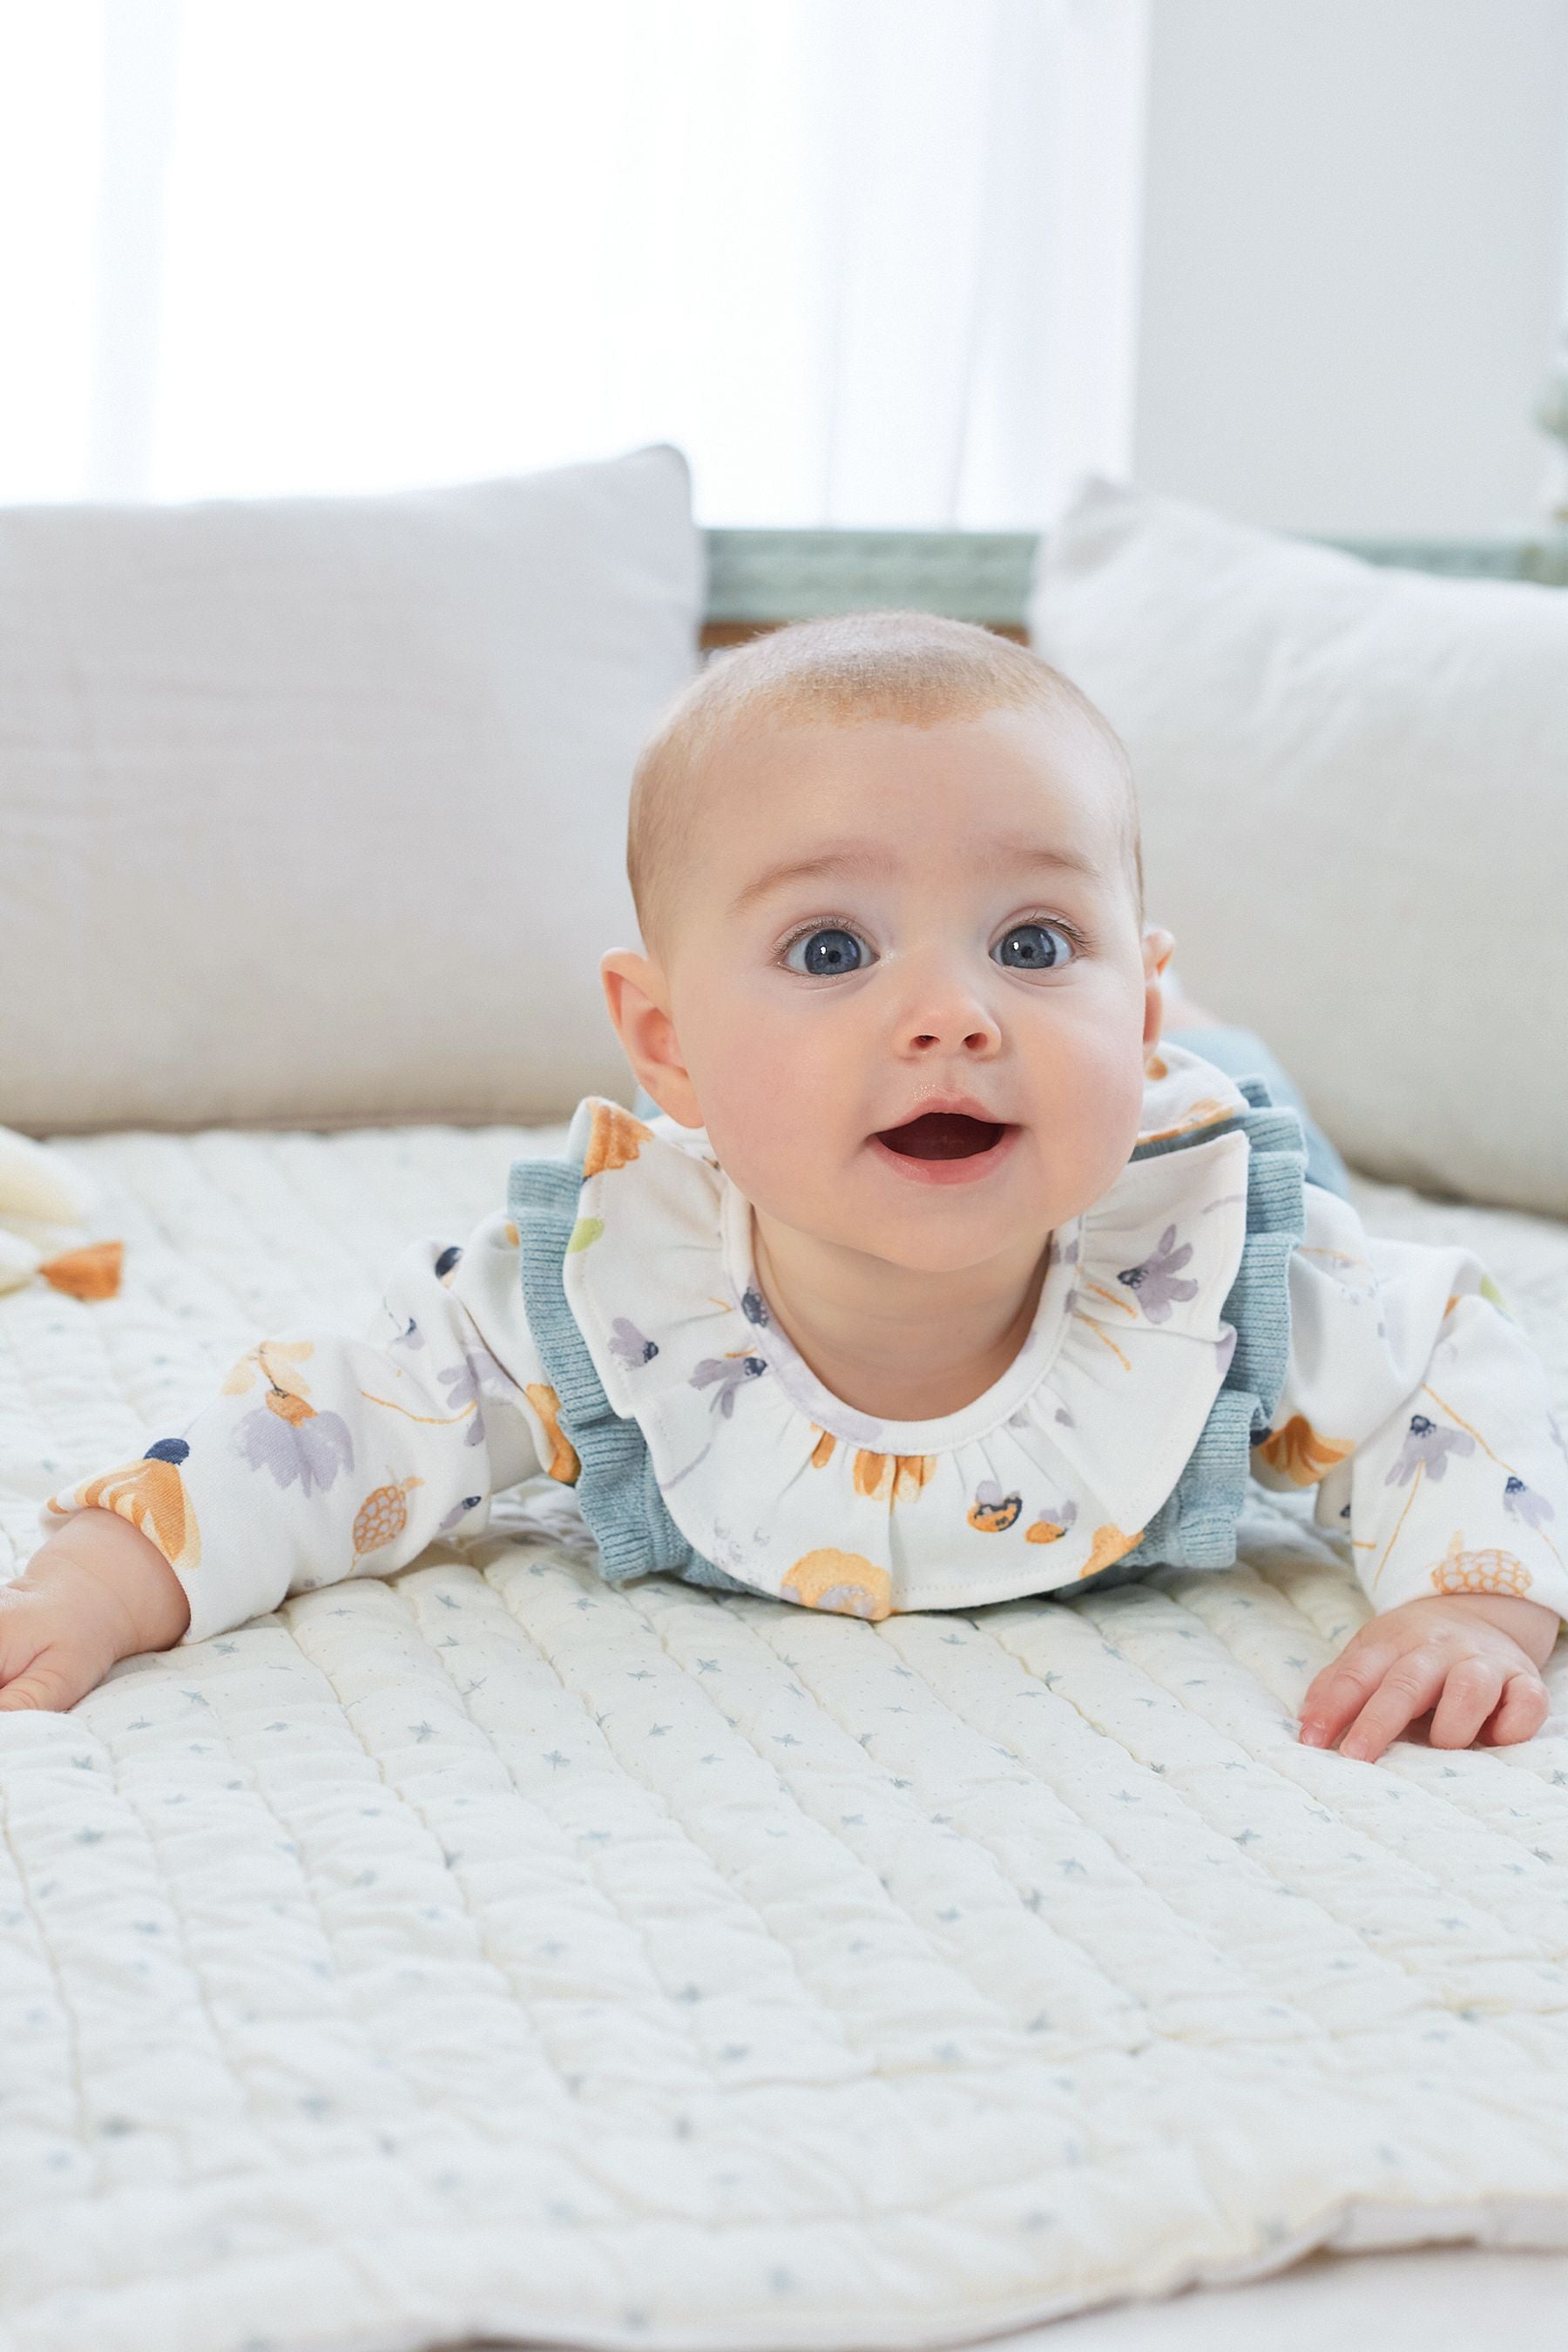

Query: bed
[{"left": 4, "top": 476, "right": 1568, "bottom": 2350}]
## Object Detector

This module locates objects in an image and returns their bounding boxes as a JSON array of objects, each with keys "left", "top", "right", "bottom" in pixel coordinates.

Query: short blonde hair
[{"left": 626, "top": 610, "right": 1140, "bottom": 958}]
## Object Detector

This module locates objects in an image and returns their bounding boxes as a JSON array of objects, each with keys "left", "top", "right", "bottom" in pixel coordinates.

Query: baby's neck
[{"left": 750, "top": 1213, "right": 1051, "bottom": 1423}]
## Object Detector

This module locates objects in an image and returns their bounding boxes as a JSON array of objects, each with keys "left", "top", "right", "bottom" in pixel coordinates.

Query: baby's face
[{"left": 606, "top": 705, "right": 1167, "bottom": 1275}]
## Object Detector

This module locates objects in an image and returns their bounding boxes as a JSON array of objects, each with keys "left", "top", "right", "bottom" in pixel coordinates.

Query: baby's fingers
[
  {"left": 0, "top": 1653, "right": 81, "bottom": 1711},
  {"left": 1298, "top": 1640, "right": 1396, "bottom": 1750},
  {"left": 0, "top": 1660, "right": 82, "bottom": 1712},
  {"left": 1334, "top": 1649, "right": 1450, "bottom": 1763},
  {"left": 1482, "top": 1672, "right": 1551, "bottom": 1747},
  {"left": 1427, "top": 1658, "right": 1505, "bottom": 1749},
  {"left": 0, "top": 1620, "right": 102, "bottom": 1713}
]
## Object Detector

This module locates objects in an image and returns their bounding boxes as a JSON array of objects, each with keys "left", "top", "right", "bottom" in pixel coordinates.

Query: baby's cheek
[{"left": 1048, "top": 1065, "right": 1147, "bottom": 1209}]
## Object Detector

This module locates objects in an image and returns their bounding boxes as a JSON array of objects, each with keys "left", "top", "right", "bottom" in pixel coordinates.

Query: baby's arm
[
  {"left": 1249, "top": 1185, "right": 1568, "bottom": 1761},
  {"left": 2, "top": 1210, "right": 563, "bottom": 1709}
]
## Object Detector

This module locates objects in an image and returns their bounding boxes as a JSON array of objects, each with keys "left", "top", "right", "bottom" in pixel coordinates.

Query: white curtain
[{"left": 0, "top": 0, "right": 1147, "bottom": 526}]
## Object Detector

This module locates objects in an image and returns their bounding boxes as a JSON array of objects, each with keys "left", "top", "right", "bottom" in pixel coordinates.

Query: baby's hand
[
  {"left": 1297, "top": 1592, "right": 1558, "bottom": 1763},
  {"left": 0, "top": 1511, "right": 191, "bottom": 1713}
]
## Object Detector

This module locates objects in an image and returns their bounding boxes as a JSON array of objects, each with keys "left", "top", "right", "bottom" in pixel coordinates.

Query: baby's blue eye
[
  {"left": 783, "top": 925, "right": 872, "bottom": 977},
  {"left": 994, "top": 922, "right": 1075, "bottom": 971},
  {"left": 781, "top": 922, "right": 1074, "bottom": 976}
]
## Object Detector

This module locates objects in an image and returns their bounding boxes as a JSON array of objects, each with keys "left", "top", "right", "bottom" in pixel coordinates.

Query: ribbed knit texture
[
  {"left": 508, "top": 1152, "right": 755, "bottom": 1594},
  {"left": 1077, "top": 1080, "right": 1308, "bottom": 1591},
  {"left": 514, "top": 1072, "right": 1307, "bottom": 1606}
]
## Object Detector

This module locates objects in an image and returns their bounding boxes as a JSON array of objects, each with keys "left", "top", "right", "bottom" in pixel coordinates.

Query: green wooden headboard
[{"left": 699, "top": 524, "right": 1568, "bottom": 646}]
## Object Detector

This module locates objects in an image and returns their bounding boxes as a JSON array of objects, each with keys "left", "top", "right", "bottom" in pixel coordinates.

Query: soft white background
[
  {"left": 0, "top": 0, "right": 1146, "bottom": 527},
  {"left": 1136, "top": 0, "right": 1568, "bottom": 535},
  {"left": 1, "top": 0, "right": 1565, "bottom": 531}
]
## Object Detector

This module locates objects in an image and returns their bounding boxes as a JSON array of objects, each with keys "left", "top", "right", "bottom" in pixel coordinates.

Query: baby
[{"left": 5, "top": 613, "right": 1566, "bottom": 1767}]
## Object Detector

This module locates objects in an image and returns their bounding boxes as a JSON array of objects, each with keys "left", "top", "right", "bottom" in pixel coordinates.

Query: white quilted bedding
[{"left": 5, "top": 1121, "right": 1568, "bottom": 2352}]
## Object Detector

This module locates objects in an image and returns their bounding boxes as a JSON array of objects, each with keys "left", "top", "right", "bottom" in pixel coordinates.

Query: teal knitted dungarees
[{"left": 505, "top": 1057, "right": 1312, "bottom": 1609}]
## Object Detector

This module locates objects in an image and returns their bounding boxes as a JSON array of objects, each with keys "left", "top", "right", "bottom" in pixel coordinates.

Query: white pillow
[
  {"left": 1031, "top": 478, "right": 1568, "bottom": 1218},
  {"left": 0, "top": 444, "right": 700, "bottom": 1132}
]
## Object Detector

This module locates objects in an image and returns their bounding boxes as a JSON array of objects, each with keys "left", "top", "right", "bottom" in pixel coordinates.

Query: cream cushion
[
  {"left": 0, "top": 444, "right": 701, "bottom": 1133},
  {"left": 1031, "top": 479, "right": 1568, "bottom": 1217}
]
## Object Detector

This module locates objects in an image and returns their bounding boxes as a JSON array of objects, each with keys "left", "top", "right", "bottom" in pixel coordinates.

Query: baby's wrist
[
  {"left": 24, "top": 1511, "right": 192, "bottom": 1656},
  {"left": 1411, "top": 1589, "right": 1562, "bottom": 1667}
]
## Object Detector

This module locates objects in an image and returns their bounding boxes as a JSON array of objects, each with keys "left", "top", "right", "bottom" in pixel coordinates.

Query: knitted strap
[
  {"left": 507, "top": 1151, "right": 754, "bottom": 1594},
  {"left": 510, "top": 1077, "right": 1307, "bottom": 1605},
  {"left": 1078, "top": 1078, "right": 1308, "bottom": 1585}
]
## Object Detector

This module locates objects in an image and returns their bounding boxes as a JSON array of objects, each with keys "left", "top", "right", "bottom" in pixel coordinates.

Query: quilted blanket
[{"left": 4, "top": 1122, "right": 1568, "bottom": 2352}]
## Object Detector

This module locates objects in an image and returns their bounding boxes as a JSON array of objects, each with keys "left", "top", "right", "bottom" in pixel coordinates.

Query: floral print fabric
[
  {"left": 42, "top": 1206, "right": 550, "bottom": 1644},
  {"left": 1253, "top": 1182, "right": 1568, "bottom": 1614},
  {"left": 40, "top": 1045, "right": 1568, "bottom": 1640}
]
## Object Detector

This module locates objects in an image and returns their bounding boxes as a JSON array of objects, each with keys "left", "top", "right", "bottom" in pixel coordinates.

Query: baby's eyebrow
[{"left": 730, "top": 836, "right": 1099, "bottom": 916}]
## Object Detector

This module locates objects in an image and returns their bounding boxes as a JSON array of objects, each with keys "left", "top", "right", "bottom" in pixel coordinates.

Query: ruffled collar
[{"left": 557, "top": 1047, "right": 1254, "bottom": 1618}]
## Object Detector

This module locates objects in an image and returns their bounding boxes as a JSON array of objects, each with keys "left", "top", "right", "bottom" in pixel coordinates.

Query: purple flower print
[
  {"left": 740, "top": 1286, "right": 770, "bottom": 1328},
  {"left": 437, "top": 1492, "right": 483, "bottom": 1534},
  {"left": 609, "top": 1317, "right": 659, "bottom": 1368},
  {"left": 437, "top": 1338, "right": 513, "bottom": 1447},
  {"left": 705, "top": 1516, "right": 772, "bottom": 1574},
  {"left": 666, "top": 1355, "right": 770, "bottom": 1490},
  {"left": 1384, "top": 1412, "right": 1475, "bottom": 1488},
  {"left": 1116, "top": 1225, "right": 1199, "bottom": 1323},
  {"left": 1024, "top": 1496, "right": 1078, "bottom": 1544},
  {"left": 233, "top": 1403, "right": 353, "bottom": 1495},
  {"left": 1504, "top": 1474, "right": 1556, "bottom": 1532},
  {"left": 434, "top": 1246, "right": 463, "bottom": 1284},
  {"left": 388, "top": 1312, "right": 425, "bottom": 1353},
  {"left": 690, "top": 1353, "right": 768, "bottom": 1418}
]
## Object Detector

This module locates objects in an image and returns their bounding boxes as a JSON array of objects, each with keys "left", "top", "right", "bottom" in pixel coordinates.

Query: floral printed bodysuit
[{"left": 41, "top": 1046, "right": 1568, "bottom": 1644}]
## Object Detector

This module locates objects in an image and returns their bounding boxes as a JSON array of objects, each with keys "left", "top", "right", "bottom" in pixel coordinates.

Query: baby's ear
[
  {"left": 1141, "top": 925, "right": 1175, "bottom": 983},
  {"left": 598, "top": 950, "right": 704, "bottom": 1127},
  {"left": 1139, "top": 927, "right": 1176, "bottom": 1058}
]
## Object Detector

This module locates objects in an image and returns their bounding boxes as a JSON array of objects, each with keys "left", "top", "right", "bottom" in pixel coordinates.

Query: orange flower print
[
  {"left": 781, "top": 1548, "right": 892, "bottom": 1620},
  {"left": 583, "top": 1104, "right": 652, "bottom": 1179},
  {"left": 808, "top": 1427, "right": 837, "bottom": 1469},
  {"left": 1137, "top": 1096, "right": 1232, "bottom": 1146},
  {"left": 1078, "top": 1525, "right": 1143, "bottom": 1580},
  {"left": 223, "top": 1339, "right": 312, "bottom": 1412},
  {"left": 852, "top": 1450, "right": 937, "bottom": 1504},
  {"left": 1427, "top": 1532, "right": 1532, "bottom": 1598},
  {"left": 524, "top": 1382, "right": 581, "bottom": 1484},
  {"left": 37, "top": 1240, "right": 123, "bottom": 1301},
  {"left": 968, "top": 1481, "right": 1022, "bottom": 1533},
  {"left": 54, "top": 1439, "right": 200, "bottom": 1572},
  {"left": 352, "top": 1473, "right": 424, "bottom": 1562},
  {"left": 1254, "top": 1416, "right": 1354, "bottom": 1487},
  {"left": 1026, "top": 1497, "right": 1078, "bottom": 1544}
]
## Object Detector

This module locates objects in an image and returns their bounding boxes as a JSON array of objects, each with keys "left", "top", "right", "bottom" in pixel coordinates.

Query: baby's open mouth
[{"left": 873, "top": 1112, "right": 1010, "bottom": 1161}]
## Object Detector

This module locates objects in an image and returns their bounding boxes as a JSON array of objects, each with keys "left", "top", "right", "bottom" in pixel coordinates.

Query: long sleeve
[
  {"left": 1251, "top": 1185, "right": 1568, "bottom": 1619},
  {"left": 38, "top": 1208, "right": 574, "bottom": 1645}
]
